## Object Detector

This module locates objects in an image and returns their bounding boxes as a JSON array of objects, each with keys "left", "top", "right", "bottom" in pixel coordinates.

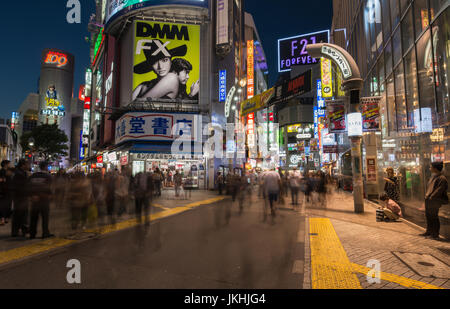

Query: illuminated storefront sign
[
  {"left": 92, "top": 28, "right": 105, "bottom": 66},
  {"left": 247, "top": 40, "right": 254, "bottom": 99},
  {"left": 11, "top": 112, "right": 19, "bottom": 130},
  {"left": 106, "top": 0, "right": 208, "bottom": 25},
  {"left": 44, "top": 51, "right": 68, "bottom": 68},
  {"left": 278, "top": 30, "right": 329, "bottom": 72},
  {"left": 79, "top": 85, "right": 86, "bottom": 101},
  {"left": 321, "top": 58, "right": 333, "bottom": 98},
  {"left": 347, "top": 112, "right": 363, "bottom": 137},
  {"left": 219, "top": 70, "right": 226, "bottom": 102},
  {"left": 247, "top": 113, "right": 256, "bottom": 147},
  {"left": 115, "top": 112, "right": 202, "bottom": 145},
  {"left": 216, "top": 0, "right": 229, "bottom": 46},
  {"left": 321, "top": 45, "right": 352, "bottom": 79}
]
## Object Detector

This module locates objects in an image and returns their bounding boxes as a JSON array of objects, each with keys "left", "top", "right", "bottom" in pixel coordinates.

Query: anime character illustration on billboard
[
  {"left": 132, "top": 21, "right": 201, "bottom": 102},
  {"left": 45, "top": 85, "right": 65, "bottom": 113}
]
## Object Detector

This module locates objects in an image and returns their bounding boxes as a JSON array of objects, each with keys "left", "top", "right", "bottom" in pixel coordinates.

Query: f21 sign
[{"left": 278, "top": 30, "right": 329, "bottom": 72}]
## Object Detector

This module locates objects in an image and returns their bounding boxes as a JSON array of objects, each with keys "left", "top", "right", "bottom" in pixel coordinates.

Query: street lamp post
[{"left": 306, "top": 43, "right": 365, "bottom": 213}]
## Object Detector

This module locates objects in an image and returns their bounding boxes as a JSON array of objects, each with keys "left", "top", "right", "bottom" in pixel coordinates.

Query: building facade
[{"left": 332, "top": 0, "right": 449, "bottom": 236}]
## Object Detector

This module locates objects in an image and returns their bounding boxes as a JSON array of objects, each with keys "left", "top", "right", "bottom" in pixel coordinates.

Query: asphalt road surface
[{"left": 0, "top": 196, "right": 305, "bottom": 289}]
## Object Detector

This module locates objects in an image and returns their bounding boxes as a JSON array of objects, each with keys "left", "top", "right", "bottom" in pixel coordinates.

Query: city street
[
  {"left": 0, "top": 188, "right": 449, "bottom": 289},
  {"left": 0, "top": 191, "right": 304, "bottom": 289}
]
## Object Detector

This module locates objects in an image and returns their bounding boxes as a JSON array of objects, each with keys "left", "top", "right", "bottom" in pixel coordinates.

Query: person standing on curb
[
  {"left": 420, "top": 162, "right": 448, "bottom": 240},
  {"left": 289, "top": 168, "right": 301, "bottom": 208},
  {"left": 0, "top": 160, "right": 12, "bottom": 226},
  {"left": 29, "top": 161, "right": 54, "bottom": 239},
  {"left": 11, "top": 159, "right": 31, "bottom": 237},
  {"left": 216, "top": 172, "right": 224, "bottom": 195}
]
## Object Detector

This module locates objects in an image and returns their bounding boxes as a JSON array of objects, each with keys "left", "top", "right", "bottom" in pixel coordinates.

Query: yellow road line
[
  {"left": 309, "top": 218, "right": 362, "bottom": 289},
  {"left": 351, "top": 263, "right": 443, "bottom": 289},
  {"left": 0, "top": 197, "right": 227, "bottom": 266},
  {"left": 0, "top": 238, "right": 76, "bottom": 265}
]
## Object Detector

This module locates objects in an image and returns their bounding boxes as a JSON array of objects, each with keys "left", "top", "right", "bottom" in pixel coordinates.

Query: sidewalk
[
  {"left": 0, "top": 188, "right": 223, "bottom": 253},
  {"left": 302, "top": 190, "right": 450, "bottom": 289}
]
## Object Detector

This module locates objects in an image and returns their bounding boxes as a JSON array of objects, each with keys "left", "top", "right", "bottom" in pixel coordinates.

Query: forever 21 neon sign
[
  {"left": 278, "top": 30, "right": 329, "bottom": 72},
  {"left": 44, "top": 51, "right": 68, "bottom": 68}
]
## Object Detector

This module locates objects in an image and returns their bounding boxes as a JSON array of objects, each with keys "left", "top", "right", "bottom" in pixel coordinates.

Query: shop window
[
  {"left": 393, "top": 28, "right": 402, "bottom": 67},
  {"left": 430, "top": 0, "right": 447, "bottom": 16},
  {"left": 394, "top": 62, "right": 408, "bottom": 130},
  {"left": 414, "top": 0, "right": 430, "bottom": 39},
  {"left": 404, "top": 48, "right": 419, "bottom": 128},
  {"left": 378, "top": 53, "right": 385, "bottom": 91},
  {"left": 401, "top": 8, "right": 415, "bottom": 54},
  {"left": 385, "top": 39, "right": 393, "bottom": 75},
  {"left": 379, "top": 88, "right": 388, "bottom": 137},
  {"left": 381, "top": 0, "right": 391, "bottom": 41},
  {"left": 416, "top": 29, "right": 437, "bottom": 114},
  {"left": 391, "top": 0, "right": 401, "bottom": 29},
  {"left": 432, "top": 7, "right": 450, "bottom": 120},
  {"left": 400, "top": 0, "right": 411, "bottom": 14},
  {"left": 386, "top": 74, "right": 397, "bottom": 134}
]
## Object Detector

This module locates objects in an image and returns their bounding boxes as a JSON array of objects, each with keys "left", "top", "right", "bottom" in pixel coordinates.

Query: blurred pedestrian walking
[
  {"left": 216, "top": 172, "right": 224, "bottom": 195},
  {"left": 289, "top": 167, "right": 302, "bottom": 208},
  {"left": 115, "top": 168, "right": 130, "bottom": 217},
  {"left": 11, "top": 159, "right": 31, "bottom": 237},
  {"left": 133, "top": 171, "right": 153, "bottom": 225},
  {"left": 29, "top": 161, "right": 54, "bottom": 239},
  {"left": 263, "top": 168, "right": 281, "bottom": 221},
  {"left": 67, "top": 172, "right": 92, "bottom": 231},
  {"left": 174, "top": 170, "right": 182, "bottom": 197},
  {"left": 384, "top": 167, "right": 400, "bottom": 203}
]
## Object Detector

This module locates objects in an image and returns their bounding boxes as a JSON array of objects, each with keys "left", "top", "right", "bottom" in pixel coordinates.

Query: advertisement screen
[
  {"left": 106, "top": 0, "right": 208, "bottom": 25},
  {"left": 132, "top": 20, "right": 200, "bottom": 103},
  {"left": 278, "top": 30, "right": 329, "bottom": 72}
]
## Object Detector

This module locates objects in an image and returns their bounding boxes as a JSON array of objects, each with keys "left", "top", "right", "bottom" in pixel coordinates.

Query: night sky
[{"left": 0, "top": 0, "right": 332, "bottom": 121}]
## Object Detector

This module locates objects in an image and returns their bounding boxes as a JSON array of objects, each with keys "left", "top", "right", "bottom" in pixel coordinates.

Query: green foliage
[{"left": 20, "top": 124, "right": 69, "bottom": 161}]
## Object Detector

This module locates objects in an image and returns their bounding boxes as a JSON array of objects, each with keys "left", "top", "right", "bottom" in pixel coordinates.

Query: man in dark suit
[{"left": 420, "top": 162, "right": 448, "bottom": 240}]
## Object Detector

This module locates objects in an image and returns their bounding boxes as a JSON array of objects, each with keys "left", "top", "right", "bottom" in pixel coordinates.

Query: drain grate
[{"left": 437, "top": 247, "right": 450, "bottom": 256}]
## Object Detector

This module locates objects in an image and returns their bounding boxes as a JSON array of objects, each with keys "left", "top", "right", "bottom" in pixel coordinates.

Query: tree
[{"left": 20, "top": 124, "right": 69, "bottom": 161}]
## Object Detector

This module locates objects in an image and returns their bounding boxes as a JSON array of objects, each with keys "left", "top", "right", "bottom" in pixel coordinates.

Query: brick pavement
[{"left": 303, "top": 190, "right": 450, "bottom": 289}]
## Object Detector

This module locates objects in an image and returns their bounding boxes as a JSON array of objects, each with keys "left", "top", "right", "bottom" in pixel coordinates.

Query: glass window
[
  {"left": 379, "top": 87, "right": 389, "bottom": 137},
  {"left": 381, "top": 0, "right": 391, "bottom": 41},
  {"left": 394, "top": 62, "right": 407, "bottom": 130},
  {"left": 385, "top": 39, "right": 393, "bottom": 75},
  {"left": 414, "top": 0, "right": 430, "bottom": 39},
  {"left": 400, "top": 0, "right": 411, "bottom": 14},
  {"left": 404, "top": 48, "right": 419, "bottom": 128},
  {"left": 391, "top": 0, "right": 401, "bottom": 29},
  {"left": 432, "top": 7, "right": 450, "bottom": 119},
  {"left": 416, "top": 30, "right": 436, "bottom": 111},
  {"left": 401, "top": 8, "right": 414, "bottom": 53},
  {"left": 378, "top": 53, "right": 385, "bottom": 91},
  {"left": 386, "top": 74, "right": 397, "bottom": 133},
  {"left": 393, "top": 28, "right": 402, "bottom": 66},
  {"left": 430, "top": 0, "right": 447, "bottom": 16}
]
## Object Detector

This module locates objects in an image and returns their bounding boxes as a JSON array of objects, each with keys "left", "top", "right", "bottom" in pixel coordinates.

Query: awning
[{"left": 125, "top": 142, "right": 203, "bottom": 155}]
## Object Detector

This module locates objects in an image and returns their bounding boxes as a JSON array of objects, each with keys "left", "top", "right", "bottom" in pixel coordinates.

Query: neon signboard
[
  {"left": 44, "top": 51, "right": 68, "bottom": 68},
  {"left": 247, "top": 40, "right": 254, "bottom": 99},
  {"left": 278, "top": 30, "right": 329, "bottom": 72},
  {"left": 219, "top": 70, "right": 226, "bottom": 102}
]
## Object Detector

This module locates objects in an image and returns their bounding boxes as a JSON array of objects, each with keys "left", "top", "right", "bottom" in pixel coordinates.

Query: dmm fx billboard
[
  {"left": 106, "top": 0, "right": 208, "bottom": 25},
  {"left": 115, "top": 112, "right": 202, "bottom": 144},
  {"left": 132, "top": 20, "right": 201, "bottom": 102},
  {"left": 278, "top": 30, "right": 329, "bottom": 72}
]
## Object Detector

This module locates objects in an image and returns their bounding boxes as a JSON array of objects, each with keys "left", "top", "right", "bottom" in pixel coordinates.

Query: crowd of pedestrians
[
  {"left": 215, "top": 167, "right": 333, "bottom": 222},
  {"left": 0, "top": 159, "right": 194, "bottom": 240}
]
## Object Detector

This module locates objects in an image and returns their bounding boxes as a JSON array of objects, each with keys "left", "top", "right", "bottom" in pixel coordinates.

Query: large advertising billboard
[
  {"left": 106, "top": 0, "right": 208, "bottom": 25},
  {"left": 278, "top": 30, "right": 329, "bottom": 72},
  {"left": 132, "top": 20, "right": 201, "bottom": 103}
]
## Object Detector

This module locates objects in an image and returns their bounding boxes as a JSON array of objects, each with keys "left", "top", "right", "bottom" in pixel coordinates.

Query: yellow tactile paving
[
  {"left": 0, "top": 196, "right": 227, "bottom": 266},
  {"left": 351, "top": 263, "right": 443, "bottom": 289},
  {"left": 0, "top": 238, "right": 76, "bottom": 265},
  {"left": 309, "top": 218, "right": 362, "bottom": 289}
]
